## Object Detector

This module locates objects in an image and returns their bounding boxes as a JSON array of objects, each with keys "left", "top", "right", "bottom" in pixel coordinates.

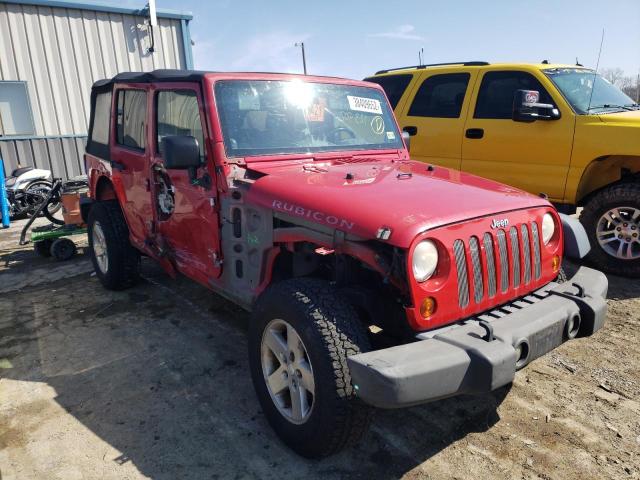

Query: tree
[{"left": 600, "top": 68, "right": 639, "bottom": 102}]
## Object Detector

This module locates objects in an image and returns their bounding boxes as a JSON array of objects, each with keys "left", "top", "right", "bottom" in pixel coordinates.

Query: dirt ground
[{"left": 1, "top": 217, "right": 639, "bottom": 480}]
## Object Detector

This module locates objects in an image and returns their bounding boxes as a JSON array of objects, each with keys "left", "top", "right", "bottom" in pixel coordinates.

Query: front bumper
[{"left": 348, "top": 266, "right": 608, "bottom": 409}]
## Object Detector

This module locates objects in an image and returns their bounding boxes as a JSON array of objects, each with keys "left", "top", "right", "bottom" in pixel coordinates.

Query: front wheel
[
  {"left": 248, "top": 278, "right": 373, "bottom": 458},
  {"left": 580, "top": 182, "right": 640, "bottom": 277}
]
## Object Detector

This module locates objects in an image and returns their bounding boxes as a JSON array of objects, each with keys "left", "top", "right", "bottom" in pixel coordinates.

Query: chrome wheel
[
  {"left": 260, "top": 319, "right": 315, "bottom": 424},
  {"left": 596, "top": 206, "right": 640, "bottom": 260},
  {"left": 92, "top": 221, "right": 109, "bottom": 273}
]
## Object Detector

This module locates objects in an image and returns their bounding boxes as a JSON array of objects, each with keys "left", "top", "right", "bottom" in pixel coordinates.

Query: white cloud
[
  {"left": 369, "top": 24, "right": 424, "bottom": 41},
  {"left": 230, "top": 32, "right": 311, "bottom": 74}
]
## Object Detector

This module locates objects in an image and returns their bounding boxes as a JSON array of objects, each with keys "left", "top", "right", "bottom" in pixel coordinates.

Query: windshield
[
  {"left": 214, "top": 80, "right": 403, "bottom": 157},
  {"left": 544, "top": 68, "right": 637, "bottom": 114}
]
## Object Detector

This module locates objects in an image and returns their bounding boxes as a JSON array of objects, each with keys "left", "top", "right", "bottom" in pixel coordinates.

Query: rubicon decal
[{"left": 272, "top": 200, "right": 354, "bottom": 230}]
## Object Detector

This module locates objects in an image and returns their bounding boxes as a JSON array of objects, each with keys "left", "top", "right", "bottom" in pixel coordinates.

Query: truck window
[
  {"left": 474, "top": 71, "right": 553, "bottom": 119},
  {"left": 407, "top": 73, "right": 470, "bottom": 118},
  {"left": 156, "top": 90, "right": 205, "bottom": 159},
  {"left": 87, "top": 90, "right": 112, "bottom": 159},
  {"left": 363, "top": 74, "right": 412, "bottom": 109},
  {"left": 116, "top": 89, "right": 147, "bottom": 151}
]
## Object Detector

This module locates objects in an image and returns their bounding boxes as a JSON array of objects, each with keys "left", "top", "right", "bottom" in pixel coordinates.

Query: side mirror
[
  {"left": 401, "top": 131, "right": 411, "bottom": 151},
  {"left": 160, "top": 135, "right": 210, "bottom": 188},
  {"left": 161, "top": 135, "right": 201, "bottom": 169},
  {"left": 513, "top": 90, "right": 561, "bottom": 122}
]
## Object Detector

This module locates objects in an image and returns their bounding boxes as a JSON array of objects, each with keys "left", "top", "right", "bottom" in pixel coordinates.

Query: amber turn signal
[
  {"left": 420, "top": 297, "right": 437, "bottom": 319},
  {"left": 552, "top": 255, "right": 561, "bottom": 273}
]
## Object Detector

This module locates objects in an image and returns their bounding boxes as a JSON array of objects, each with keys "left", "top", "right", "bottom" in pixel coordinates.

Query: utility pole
[{"left": 295, "top": 42, "right": 307, "bottom": 75}]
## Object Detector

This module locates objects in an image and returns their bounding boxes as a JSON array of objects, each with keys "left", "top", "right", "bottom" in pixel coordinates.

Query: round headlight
[
  {"left": 541, "top": 213, "right": 555, "bottom": 245},
  {"left": 412, "top": 240, "right": 439, "bottom": 282}
]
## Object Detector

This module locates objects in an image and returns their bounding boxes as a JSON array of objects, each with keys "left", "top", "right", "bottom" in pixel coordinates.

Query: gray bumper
[{"left": 348, "top": 267, "right": 608, "bottom": 409}]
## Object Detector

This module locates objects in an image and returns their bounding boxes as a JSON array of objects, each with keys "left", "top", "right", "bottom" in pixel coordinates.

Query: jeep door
[
  {"left": 396, "top": 69, "right": 478, "bottom": 170},
  {"left": 151, "top": 85, "right": 222, "bottom": 283},
  {"left": 461, "top": 69, "right": 574, "bottom": 202},
  {"left": 111, "top": 86, "right": 154, "bottom": 245}
]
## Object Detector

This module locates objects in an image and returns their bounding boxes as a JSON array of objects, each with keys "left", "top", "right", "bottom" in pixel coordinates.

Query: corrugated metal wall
[
  {"left": 1, "top": 135, "right": 86, "bottom": 178},
  {"left": 0, "top": 0, "right": 189, "bottom": 177}
]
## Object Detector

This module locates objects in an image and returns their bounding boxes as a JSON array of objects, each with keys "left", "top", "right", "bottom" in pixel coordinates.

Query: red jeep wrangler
[{"left": 82, "top": 70, "right": 608, "bottom": 458}]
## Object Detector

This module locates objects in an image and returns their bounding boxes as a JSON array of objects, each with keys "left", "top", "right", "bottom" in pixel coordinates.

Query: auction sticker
[{"left": 347, "top": 95, "right": 382, "bottom": 115}]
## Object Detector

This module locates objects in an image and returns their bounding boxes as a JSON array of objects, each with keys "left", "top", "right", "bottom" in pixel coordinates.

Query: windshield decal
[
  {"left": 371, "top": 116, "right": 385, "bottom": 135},
  {"left": 272, "top": 200, "right": 354, "bottom": 230},
  {"left": 347, "top": 95, "right": 382, "bottom": 115}
]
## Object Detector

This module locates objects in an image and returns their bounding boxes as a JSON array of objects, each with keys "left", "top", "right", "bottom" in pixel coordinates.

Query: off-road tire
[
  {"left": 248, "top": 278, "right": 373, "bottom": 458},
  {"left": 87, "top": 200, "right": 140, "bottom": 290},
  {"left": 580, "top": 182, "right": 640, "bottom": 277}
]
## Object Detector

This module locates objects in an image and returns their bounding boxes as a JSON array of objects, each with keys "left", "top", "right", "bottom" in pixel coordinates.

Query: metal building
[{"left": 0, "top": 0, "right": 193, "bottom": 179}]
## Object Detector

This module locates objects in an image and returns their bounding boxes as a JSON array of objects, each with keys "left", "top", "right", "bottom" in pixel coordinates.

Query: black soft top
[{"left": 92, "top": 69, "right": 211, "bottom": 91}]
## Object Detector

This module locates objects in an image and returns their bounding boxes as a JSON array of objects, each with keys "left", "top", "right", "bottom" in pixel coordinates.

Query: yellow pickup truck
[{"left": 366, "top": 62, "right": 640, "bottom": 277}]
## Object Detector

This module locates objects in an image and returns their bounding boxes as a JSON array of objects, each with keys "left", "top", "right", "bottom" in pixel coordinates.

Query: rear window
[
  {"left": 86, "top": 90, "right": 112, "bottom": 159},
  {"left": 363, "top": 74, "right": 412, "bottom": 109}
]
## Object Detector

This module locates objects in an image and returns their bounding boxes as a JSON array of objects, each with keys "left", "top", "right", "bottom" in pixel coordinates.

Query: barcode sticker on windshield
[{"left": 347, "top": 95, "right": 382, "bottom": 115}]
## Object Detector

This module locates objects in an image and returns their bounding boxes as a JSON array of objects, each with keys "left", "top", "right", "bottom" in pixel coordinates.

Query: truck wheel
[
  {"left": 87, "top": 200, "right": 140, "bottom": 290},
  {"left": 248, "top": 278, "right": 373, "bottom": 458},
  {"left": 580, "top": 183, "right": 640, "bottom": 277}
]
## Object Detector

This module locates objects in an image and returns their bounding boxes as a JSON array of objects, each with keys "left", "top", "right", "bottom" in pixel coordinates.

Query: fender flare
[{"left": 559, "top": 213, "right": 590, "bottom": 260}]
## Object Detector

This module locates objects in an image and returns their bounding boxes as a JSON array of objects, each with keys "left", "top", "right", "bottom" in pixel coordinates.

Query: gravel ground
[{"left": 0, "top": 217, "right": 639, "bottom": 480}]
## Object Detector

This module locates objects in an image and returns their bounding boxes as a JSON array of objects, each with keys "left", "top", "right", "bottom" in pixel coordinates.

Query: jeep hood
[{"left": 245, "top": 159, "right": 550, "bottom": 248}]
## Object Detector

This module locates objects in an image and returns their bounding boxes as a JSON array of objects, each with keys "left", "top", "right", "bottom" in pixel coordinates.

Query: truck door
[
  {"left": 397, "top": 70, "right": 477, "bottom": 170},
  {"left": 461, "top": 70, "right": 574, "bottom": 202},
  {"left": 151, "top": 85, "right": 222, "bottom": 283},
  {"left": 111, "top": 87, "right": 154, "bottom": 246}
]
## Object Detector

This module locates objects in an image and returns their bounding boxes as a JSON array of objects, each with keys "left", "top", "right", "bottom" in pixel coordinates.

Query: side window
[
  {"left": 407, "top": 73, "right": 470, "bottom": 118},
  {"left": 474, "top": 71, "right": 553, "bottom": 119},
  {"left": 88, "top": 91, "right": 112, "bottom": 148},
  {"left": 116, "top": 89, "right": 147, "bottom": 150},
  {"left": 363, "top": 74, "right": 412, "bottom": 109},
  {"left": 156, "top": 90, "right": 205, "bottom": 159}
]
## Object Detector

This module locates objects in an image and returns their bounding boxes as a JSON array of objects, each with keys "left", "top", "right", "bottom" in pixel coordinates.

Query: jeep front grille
[{"left": 453, "top": 221, "right": 542, "bottom": 307}]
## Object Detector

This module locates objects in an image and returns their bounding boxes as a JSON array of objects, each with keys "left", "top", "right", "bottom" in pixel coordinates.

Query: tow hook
[
  {"left": 477, "top": 320, "right": 494, "bottom": 342},
  {"left": 548, "top": 282, "right": 586, "bottom": 301}
]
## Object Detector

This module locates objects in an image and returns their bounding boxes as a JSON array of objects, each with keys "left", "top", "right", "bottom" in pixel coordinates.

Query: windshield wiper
[{"left": 587, "top": 104, "right": 634, "bottom": 112}]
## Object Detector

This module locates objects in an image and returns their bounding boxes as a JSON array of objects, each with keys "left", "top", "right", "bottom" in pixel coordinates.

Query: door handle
[
  {"left": 465, "top": 128, "right": 484, "bottom": 139},
  {"left": 403, "top": 126, "right": 418, "bottom": 136}
]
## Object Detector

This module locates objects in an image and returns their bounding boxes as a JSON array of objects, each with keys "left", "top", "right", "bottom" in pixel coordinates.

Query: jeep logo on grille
[{"left": 490, "top": 218, "right": 509, "bottom": 229}]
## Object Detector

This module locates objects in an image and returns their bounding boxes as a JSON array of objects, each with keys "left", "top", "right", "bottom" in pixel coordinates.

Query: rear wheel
[
  {"left": 87, "top": 200, "right": 140, "bottom": 290},
  {"left": 248, "top": 278, "right": 373, "bottom": 458},
  {"left": 580, "top": 182, "right": 640, "bottom": 277}
]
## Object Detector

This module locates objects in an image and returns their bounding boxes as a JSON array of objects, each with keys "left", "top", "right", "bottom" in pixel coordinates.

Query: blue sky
[{"left": 154, "top": 0, "right": 639, "bottom": 79}]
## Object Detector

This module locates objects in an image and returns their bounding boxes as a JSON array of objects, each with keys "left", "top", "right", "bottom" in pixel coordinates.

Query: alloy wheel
[
  {"left": 260, "top": 319, "right": 315, "bottom": 424},
  {"left": 596, "top": 206, "right": 640, "bottom": 260}
]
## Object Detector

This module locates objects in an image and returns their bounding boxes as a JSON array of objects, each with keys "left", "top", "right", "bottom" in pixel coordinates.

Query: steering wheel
[{"left": 327, "top": 127, "right": 357, "bottom": 144}]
